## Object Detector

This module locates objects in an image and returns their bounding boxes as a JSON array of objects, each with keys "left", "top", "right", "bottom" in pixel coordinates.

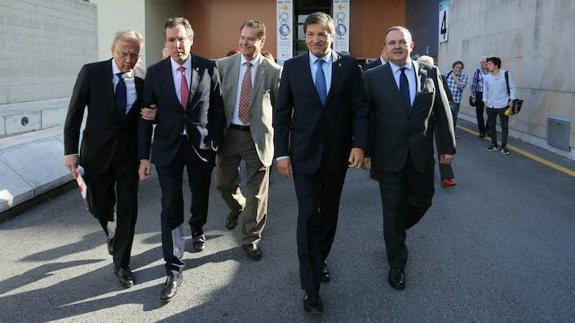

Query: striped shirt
[{"left": 471, "top": 68, "right": 489, "bottom": 96}]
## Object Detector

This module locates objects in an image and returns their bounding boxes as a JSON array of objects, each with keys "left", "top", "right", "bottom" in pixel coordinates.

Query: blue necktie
[
  {"left": 399, "top": 67, "right": 411, "bottom": 110},
  {"left": 115, "top": 73, "right": 127, "bottom": 118},
  {"left": 315, "top": 59, "right": 327, "bottom": 105}
]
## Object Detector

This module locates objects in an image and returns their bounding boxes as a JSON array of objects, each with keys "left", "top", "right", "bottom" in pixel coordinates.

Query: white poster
[
  {"left": 439, "top": 0, "right": 449, "bottom": 43},
  {"left": 332, "top": 0, "right": 350, "bottom": 53},
  {"left": 276, "top": 0, "right": 293, "bottom": 65}
]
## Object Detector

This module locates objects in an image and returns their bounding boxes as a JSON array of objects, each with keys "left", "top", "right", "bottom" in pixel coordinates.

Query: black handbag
[{"left": 505, "top": 71, "right": 523, "bottom": 115}]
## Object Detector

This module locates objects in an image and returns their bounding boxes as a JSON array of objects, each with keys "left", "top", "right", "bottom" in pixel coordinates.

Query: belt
[{"left": 229, "top": 124, "right": 250, "bottom": 131}]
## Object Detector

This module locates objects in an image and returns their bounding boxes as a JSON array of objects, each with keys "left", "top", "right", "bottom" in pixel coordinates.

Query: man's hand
[
  {"left": 138, "top": 159, "right": 151, "bottom": 180},
  {"left": 140, "top": 104, "right": 157, "bottom": 121},
  {"left": 64, "top": 154, "right": 79, "bottom": 177},
  {"left": 276, "top": 159, "right": 292, "bottom": 177},
  {"left": 439, "top": 154, "right": 454, "bottom": 165},
  {"left": 348, "top": 148, "right": 364, "bottom": 168},
  {"left": 362, "top": 157, "right": 372, "bottom": 170}
]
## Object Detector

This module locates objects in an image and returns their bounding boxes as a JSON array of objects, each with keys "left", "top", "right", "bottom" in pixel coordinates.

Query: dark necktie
[
  {"left": 315, "top": 59, "right": 327, "bottom": 105},
  {"left": 399, "top": 67, "right": 411, "bottom": 110},
  {"left": 115, "top": 73, "right": 127, "bottom": 118},
  {"left": 238, "top": 62, "right": 252, "bottom": 124}
]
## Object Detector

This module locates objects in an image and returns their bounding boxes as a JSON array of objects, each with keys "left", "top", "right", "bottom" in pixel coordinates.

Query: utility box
[{"left": 547, "top": 116, "right": 571, "bottom": 152}]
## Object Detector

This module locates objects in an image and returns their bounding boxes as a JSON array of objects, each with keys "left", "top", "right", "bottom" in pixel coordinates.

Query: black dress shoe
[
  {"left": 114, "top": 266, "right": 134, "bottom": 288},
  {"left": 303, "top": 291, "right": 323, "bottom": 314},
  {"left": 160, "top": 273, "right": 183, "bottom": 301},
  {"left": 107, "top": 237, "right": 115, "bottom": 256},
  {"left": 388, "top": 267, "right": 406, "bottom": 290},
  {"left": 320, "top": 262, "right": 330, "bottom": 283},
  {"left": 192, "top": 234, "right": 206, "bottom": 252},
  {"left": 243, "top": 243, "right": 262, "bottom": 260},
  {"left": 225, "top": 211, "right": 240, "bottom": 230}
]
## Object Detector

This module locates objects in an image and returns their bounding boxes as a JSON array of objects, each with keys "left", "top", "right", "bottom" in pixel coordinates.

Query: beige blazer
[{"left": 216, "top": 53, "right": 281, "bottom": 166}]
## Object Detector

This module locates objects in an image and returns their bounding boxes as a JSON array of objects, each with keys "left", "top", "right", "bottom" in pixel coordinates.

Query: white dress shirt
[
  {"left": 112, "top": 60, "right": 137, "bottom": 115},
  {"left": 309, "top": 50, "right": 333, "bottom": 94},
  {"left": 482, "top": 69, "right": 516, "bottom": 109},
  {"left": 232, "top": 54, "right": 263, "bottom": 126},
  {"left": 170, "top": 56, "right": 192, "bottom": 104},
  {"left": 388, "top": 60, "right": 418, "bottom": 106}
]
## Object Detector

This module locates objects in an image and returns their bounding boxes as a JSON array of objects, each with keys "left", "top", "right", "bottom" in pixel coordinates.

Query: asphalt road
[{"left": 1, "top": 125, "right": 574, "bottom": 322}]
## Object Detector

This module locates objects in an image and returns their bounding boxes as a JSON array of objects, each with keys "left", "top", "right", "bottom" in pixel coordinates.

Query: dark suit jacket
[
  {"left": 365, "top": 57, "right": 383, "bottom": 70},
  {"left": 274, "top": 51, "right": 369, "bottom": 175},
  {"left": 138, "top": 55, "right": 225, "bottom": 166},
  {"left": 64, "top": 59, "right": 144, "bottom": 174},
  {"left": 363, "top": 61, "right": 456, "bottom": 174}
]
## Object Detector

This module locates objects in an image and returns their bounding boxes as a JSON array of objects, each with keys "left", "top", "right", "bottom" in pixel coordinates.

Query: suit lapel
[
  {"left": 325, "top": 51, "right": 341, "bottom": 105},
  {"left": 160, "top": 59, "right": 181, "bottom": 110},
  {"left": 301, "top": 53, "right": 323, "bottom": 106},
  {"left": 250, "top": 57, "right": 267, "bottom": 108},
  {"left": 103, "top": 59, "right": 122, "bottom": 120},
  {"left": 382, "top": 63, "right": 409, "bottom": 115},
  {"left": 189, "top": 55, "right": 200, "bottom": 109},
  {"left": 227, "top": 55, "right": 241, "bottom": 121}
]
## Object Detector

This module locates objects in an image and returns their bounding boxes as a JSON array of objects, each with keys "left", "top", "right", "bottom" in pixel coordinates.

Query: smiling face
[
  {"left": 239, "top": 26, "right": 265, "bottom": 60},
  {"left": 305, "top": 23, "right": 333, "bottom": 58},
  {"left": 384, "top": 29, "right": 414, "bottom": 66},
  {"left": 165, "top": 24, "right": 193, "bottom": 64},
  {"left": 112, "top": 40, "right": 141, "bottom": 73},
  {"left": 453, "top": 63, "right": 463, "bottom": 75}
]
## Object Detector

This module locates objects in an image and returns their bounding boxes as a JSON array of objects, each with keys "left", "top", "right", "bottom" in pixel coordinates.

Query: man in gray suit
[
  {"left": 363, "top": 26, "right": 455, "bottom": 290},
  {"left": 215, "top": 19, "right": 282, "bottom": 260}
]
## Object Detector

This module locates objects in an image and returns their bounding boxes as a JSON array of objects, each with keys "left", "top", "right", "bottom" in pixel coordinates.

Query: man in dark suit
[
  {"left": 363, "top": 26, "right": 456, "bottom": 290},
  {"left": 274, "top": 12, "right": 369, "bottom": 314},
  {"left": 64, "top": 30, "right": 155, "bottom": 288},
  {"left": 365, "top": 46, "right": 388, "bottom": 70},
  {"left": 138, "top": 17, "right": 225, "bottom": 302}
]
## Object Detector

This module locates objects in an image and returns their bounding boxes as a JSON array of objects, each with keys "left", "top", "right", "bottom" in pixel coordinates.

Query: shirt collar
[
  {"left": 309, "top": 50, "right": 332, "bottom": 65},
  {"left": 389, "top": 59, "right": 413, "bottom": 74},
  {"left": 112, "top": 59, "right": 134, "bottom": 78},
  {"left": 240, "top": 54, "right": 263, "bottom": 68},
  {"left": 170, "top": 56, "right": 192, "bottom": 73}
]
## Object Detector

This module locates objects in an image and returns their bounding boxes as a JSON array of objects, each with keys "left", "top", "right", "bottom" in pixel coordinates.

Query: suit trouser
[
  {"left": 85, "top": 155, "right": 138, "bottom": 269},
  {"left": 155, "top": 142, "right": 214, "bottom": 275},
  {"left": 487, "top": 107, "right": 509, "bottom": 147},
  {"left": 475, "top": 92, "right": 487, "bottom": 133},
  {"left": 216, "top": 128, "right": 270, "bottom": 245},
  {"left": 376, "top": 156, "right": 434, "bottom": 269},
  {"left": 293, "top": 167, "right": 346, "bottom": 292}
]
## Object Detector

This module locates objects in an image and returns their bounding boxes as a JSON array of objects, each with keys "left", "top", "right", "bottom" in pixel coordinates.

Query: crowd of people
[{"left": 62, "top": 12, "right": 517, "bottom": 314}]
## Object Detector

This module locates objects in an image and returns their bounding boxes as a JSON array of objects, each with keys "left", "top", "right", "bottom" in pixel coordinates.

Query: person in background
[
  {"left": 470, "top": 56, "right": 490, "bottom": 138},
  {"left": 445, "top": 60, "right": 468, "bottom": 132}
]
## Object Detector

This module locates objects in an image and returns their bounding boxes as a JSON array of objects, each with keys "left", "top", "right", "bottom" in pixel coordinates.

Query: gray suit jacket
[
  {"left": 363, "top": 61, "right": 456, "bottom": 174},
  {"left": 216, "top": 53, "right": 282, "bottom": 166}
]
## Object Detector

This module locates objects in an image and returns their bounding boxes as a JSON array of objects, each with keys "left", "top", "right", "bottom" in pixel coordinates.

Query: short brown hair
[
  {"left": 163, "top": 17, "right": 194, "bottom": 41},
  {"left": 240, "top": 19, "right": 266, "bottom": 39},
  {"left": 384, "top": 26, "right": 412, "bottom": 44},
  {"left": 304, "top": 12, "right": 335, "bottom": 35}
]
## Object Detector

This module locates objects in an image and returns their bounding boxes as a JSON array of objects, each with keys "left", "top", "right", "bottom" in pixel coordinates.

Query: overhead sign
[
  {"left": 439, "top": 1, "right": 449, "bottom": 43},
  {"left": 276, "top": 0, "right": 293, "bottom": 65},
  {"left": 332, "top": 0, "right": 350, "bottom": 53}
]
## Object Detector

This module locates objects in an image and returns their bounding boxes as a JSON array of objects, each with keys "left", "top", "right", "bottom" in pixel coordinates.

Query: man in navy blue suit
[{"left": 274, "top": 12, "right": 369, "bottom": 314}]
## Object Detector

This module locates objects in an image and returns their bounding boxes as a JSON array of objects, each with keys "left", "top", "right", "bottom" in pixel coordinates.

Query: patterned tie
[
  {"left": 399, "top": 67, "right": 411, "bottom": 110},
  {"left": 115, "top": 73, "right": 127, "bottom": 118},
  {"left": 238, "top": 62, "right": 252, "bottom": 124},
  {"left": 315, "top": 59, "right": 327, "bottom": 105},
  {"left": 177, "top": 66, "right": 189, "bottom": 110}
]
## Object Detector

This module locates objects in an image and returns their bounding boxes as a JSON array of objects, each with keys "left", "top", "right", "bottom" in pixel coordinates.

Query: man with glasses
[
  {"left": 64, "top": 30, "right": 156, "bottom": 289},
  {"left": 138, "top": 17, "right": 225, "bottom": 302}
]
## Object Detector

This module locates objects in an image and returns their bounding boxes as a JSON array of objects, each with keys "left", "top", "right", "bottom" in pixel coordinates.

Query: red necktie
[
  {"left": 238, "top": 62, "right": 252, "bottom": 124},
  {"left": 177, "top": 66, "right": 189, "bottom": 110}
]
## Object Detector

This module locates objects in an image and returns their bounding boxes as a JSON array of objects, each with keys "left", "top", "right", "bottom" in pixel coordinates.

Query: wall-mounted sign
[
  {"left": 277, "top": 0, "right": 293, "bottom": 65},
  {"left": 332, "top": 0, "right": 350, "bottom": 53},
  {"left": 439, "top": 0, "right": 449, "bottom": 43}
]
